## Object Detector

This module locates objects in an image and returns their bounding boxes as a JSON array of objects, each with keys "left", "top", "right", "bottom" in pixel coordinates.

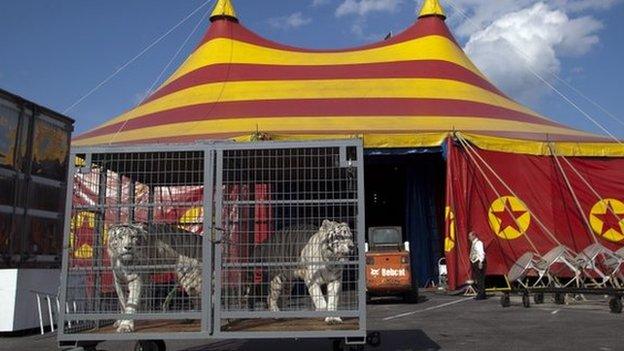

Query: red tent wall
[{"left": 444, "top": 139, "right": 624, "bottom": 290}]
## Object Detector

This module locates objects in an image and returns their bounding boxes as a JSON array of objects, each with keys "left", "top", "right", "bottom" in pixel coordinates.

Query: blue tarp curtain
[{"left": 405, "top": 162, "right": 443, "bottom": 287}]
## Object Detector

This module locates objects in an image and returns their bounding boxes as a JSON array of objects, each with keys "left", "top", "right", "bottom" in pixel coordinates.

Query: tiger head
[
  {"left": 107, "top": 224, "right": 148, "bottom": 264},
  {"left": 321, "top": 220, "right": 355, "bottom": 261}
]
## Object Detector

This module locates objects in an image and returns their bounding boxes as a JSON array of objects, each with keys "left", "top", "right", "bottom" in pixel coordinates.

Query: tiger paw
[
  {"left": 324, "top": 317, "right": 343, "bottom": 325},
  {"left": 116, "top": 320, "right": 135, "bottom": 333}
]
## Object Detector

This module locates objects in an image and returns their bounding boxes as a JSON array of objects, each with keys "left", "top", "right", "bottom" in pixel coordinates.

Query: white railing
[{"left": 33, "top": 290, "right": 78, "bottom": 335}]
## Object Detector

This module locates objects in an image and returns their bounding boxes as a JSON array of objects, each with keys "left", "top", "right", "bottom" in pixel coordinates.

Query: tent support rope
[
  {"left": 559, "top": 154, "right": 623, "bottom": 224},
  {"left": 63, "top": 0, "right": 214, "bottom": 114},
  {"left": 108, "top": 4, "right": 212, "bottom": 145},
  {"left": 548, "top": 143, "right": 598, "bottom": 245},
  {"left": 444, "top": 0, "right": 624, "bottom": 146},
  {"left": 455, "top": 133, "right": 541, "bottom": 254},
  {"left": 456, "top": 132, "right": 564, "bottom": 248}
]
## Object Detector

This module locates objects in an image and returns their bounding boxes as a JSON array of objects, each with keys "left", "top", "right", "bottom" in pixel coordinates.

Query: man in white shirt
[{"left": 469, "top": 231, "right": 487, "bottom": 300}]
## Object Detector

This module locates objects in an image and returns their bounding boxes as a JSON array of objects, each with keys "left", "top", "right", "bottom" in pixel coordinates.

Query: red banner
[
  {"left": 445, "top": 139, "right": 624, "bottom": 290},
  {"left": 70, "top": 173, "right": 275, "bottom": 294},
  {"left": 70, "top": 172, "right": 204, "bottom": 293}
]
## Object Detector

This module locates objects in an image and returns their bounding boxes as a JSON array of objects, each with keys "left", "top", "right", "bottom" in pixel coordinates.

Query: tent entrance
[{"left": 364, "top": 150, "right": 446, "bottom": 287}]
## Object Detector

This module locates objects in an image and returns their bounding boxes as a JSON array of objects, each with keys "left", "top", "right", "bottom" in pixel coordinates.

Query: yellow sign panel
[
  {"left": 444, "top": 206, "right": 456, "bottom": 252},
  {"left": 589, "top": 199, "right": 624, "bottom": 243},
  {"left": 69, "top": 211, "right": 96, "bottom": 259},
  {"left": 488, "top": 196, "right": 530, "bottom": 240},
  {"left": 180, "top": 207, "right": 203, "bottom": 224}
]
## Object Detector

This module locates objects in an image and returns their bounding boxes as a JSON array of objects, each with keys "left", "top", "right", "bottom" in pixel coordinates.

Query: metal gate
[
  {"left": 58, "top": 144, "right": 213, "bottom": 341},
  {"left": 58, "top": 140, "right": 365, "bottom": 343},
  {"left": 214, "top": 140, "right": 365, "bottom": 338}
]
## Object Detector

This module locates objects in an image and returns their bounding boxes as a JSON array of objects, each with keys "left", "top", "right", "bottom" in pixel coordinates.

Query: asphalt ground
[{"left": 1, "top": 292, "right": 622, "bottom": 351}]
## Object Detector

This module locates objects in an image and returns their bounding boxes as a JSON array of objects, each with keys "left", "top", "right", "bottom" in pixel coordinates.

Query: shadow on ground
[
  {"left": 367, "top": 295, "right": 429, "bottom": 305},
  {"left": 175, "top": 330, "right": 440, "bottom": 351}
]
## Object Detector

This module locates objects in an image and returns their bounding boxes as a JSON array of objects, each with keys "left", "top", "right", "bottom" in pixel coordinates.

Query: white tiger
[
  {"left": 108, "top": 220, "right": 355, "bottom": 332},
  {"left": 107, "top": 223, "right": 202, "bottom": 333},
  {"left": 250, "top": 220, "right": 356, "bottom": 324}
]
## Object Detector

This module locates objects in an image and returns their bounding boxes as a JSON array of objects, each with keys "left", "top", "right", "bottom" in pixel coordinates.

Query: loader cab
[{"left": 368, "top": 227, "right": 405, "bottom": 252}]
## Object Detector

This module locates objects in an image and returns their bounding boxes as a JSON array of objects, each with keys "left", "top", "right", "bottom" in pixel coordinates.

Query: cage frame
[
  {"left": 212, "top": 140, "right": 367, "bottom": 339},
  {"left": 58, "top": 142, "right": 214, "bottom": 342},
  {"left": 57, "top": 139, "right": 366, "bottom": 343}
]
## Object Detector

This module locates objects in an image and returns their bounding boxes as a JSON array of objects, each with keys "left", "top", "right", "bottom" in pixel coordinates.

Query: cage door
[{"left": 213, "top": 140, "right": 365, "bottom": 335}]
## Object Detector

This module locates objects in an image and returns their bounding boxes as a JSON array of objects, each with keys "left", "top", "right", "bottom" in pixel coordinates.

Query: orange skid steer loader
[{"left": 365, "top": 227, "right": 418, "bottom": 302}]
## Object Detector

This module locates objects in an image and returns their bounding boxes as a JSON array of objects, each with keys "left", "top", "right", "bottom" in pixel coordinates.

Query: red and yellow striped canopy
[{"left": 74, "top": 0, "right": 621, "bottom": 156}]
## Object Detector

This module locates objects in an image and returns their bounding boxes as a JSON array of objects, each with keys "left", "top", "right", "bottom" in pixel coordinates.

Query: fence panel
[
  {"left": 59, "top": 146, "right": 212, "bottom": 340},
  {"left": 214, "top": 140, "right": 366, "bottom": 337}
]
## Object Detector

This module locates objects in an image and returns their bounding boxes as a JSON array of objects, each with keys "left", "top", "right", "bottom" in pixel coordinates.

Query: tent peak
[
  {"left": 210, "top": 0, "right": 238, "bottom": 22},
  {"left": 418, "top": 0, "right": 446, "bottom": 20}
]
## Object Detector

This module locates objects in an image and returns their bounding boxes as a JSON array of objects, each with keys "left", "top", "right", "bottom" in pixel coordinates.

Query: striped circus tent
[
  {"left": 70, "top": 0, "right": 624, "bottom": 291},
  {"left": 73, "top": 0, "right": 622, "bottom": 156}
]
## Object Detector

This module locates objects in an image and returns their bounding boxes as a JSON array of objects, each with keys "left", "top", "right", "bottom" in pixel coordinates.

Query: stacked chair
[
  {"left": 503, "top": 243, "right": 624, "bottom": 312},
  {"left": 507, "top": 246, "right": 579, "bottom": 289}
]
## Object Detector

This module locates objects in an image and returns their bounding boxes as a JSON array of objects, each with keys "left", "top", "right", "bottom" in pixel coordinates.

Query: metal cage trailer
[
  {"left": 58, "top": 140, "right": 375, "bottom": 351},
  {"left": 500, "top": 286, "right": 624, "bottom": 314}
]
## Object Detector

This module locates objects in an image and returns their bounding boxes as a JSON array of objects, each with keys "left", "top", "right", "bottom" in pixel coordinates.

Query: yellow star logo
[
  {"left": 589, "top": 199, "right": 624, "bottom": 243},
  {"left": 74, "top": 244, "right": 93, "bottom": 259},
  {"left": 178, "top": 207, "right": 203, "bottom": 231},
  {"left": 69, "top": 211, "right": 96, "bottom": 259},
  {"left": 488, "top": 196, "right": 531, "bottom": 240},
  {"left": 444, "top": 206, "right": 456, "bottom": 252},
  {"left": 180, "top": 207, "right": 203, "bottom": 224}
]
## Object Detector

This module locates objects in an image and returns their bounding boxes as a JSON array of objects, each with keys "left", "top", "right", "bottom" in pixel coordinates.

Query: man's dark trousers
[{"left": 472, "top": 260, "right": 487, "bottom": 299}]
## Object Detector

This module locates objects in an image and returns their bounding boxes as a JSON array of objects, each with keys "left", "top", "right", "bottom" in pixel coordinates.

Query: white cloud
[
  {"left": 551, "top": 0, "right": 621, "bottom": 12},
  {"left": 464, "top": 2, "right": 604, "bottom": 103},
  {"left": 435, "top": 0, "right": 619, "bottom": 37},
  {"left": 312, "top": 0, "right": 331, "bottom": 7},
  {"left": 350, "top": 19, "right": 365, "bottom": 36},
  {"left": 268, "top": 12, "right": 313, "bottom": 30},
  {"left": 336, "top": 0, "right": 404, "bottom": 17},
  {"left": 336, "top": 0, "right": 404, "bottom": 39}
]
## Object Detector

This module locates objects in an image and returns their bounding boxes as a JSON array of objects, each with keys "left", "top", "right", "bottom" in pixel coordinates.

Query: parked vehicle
[
  {"left": 0, "top": 88, "right": 73, "bottom": 332},
  {"left": 365, "top": 226, "right": 418, "bottom": 302}
]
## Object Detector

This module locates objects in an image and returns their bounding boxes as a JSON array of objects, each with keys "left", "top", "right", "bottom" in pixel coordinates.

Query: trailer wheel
[
  {"left": 522, "top": 293, "right": 531, "bottom": 308},
  {"left": 77, "top": 341, "right": 99, "bottom": 351},
  {"left": 403, "top": 290, "right": 419, "bottom": 303},
  {"left": 367, "top": 331, "right": 381, "bottom": 347},
  {"left": 554, "top": 293, "right": 565, "bottom": 305},
  {"left": 609, "top": 297, "right": 623, "bottom": 314},
  {"left": 534, "top": 293, "right": 544, "bottom": 305},
  {"left": 135, "top": 340, "right": 166, "bottom": 351},
  {"left": 501, "top": 293, "right": 511, "bottom": 308},
  {"left": 332, "top": 339, "right": 345, "bottom": 351}
]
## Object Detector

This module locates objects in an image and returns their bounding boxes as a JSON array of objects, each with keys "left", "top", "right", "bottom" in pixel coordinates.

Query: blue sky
[{"left": 0, "top": 0, "right": 623, "bottom": 138}]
